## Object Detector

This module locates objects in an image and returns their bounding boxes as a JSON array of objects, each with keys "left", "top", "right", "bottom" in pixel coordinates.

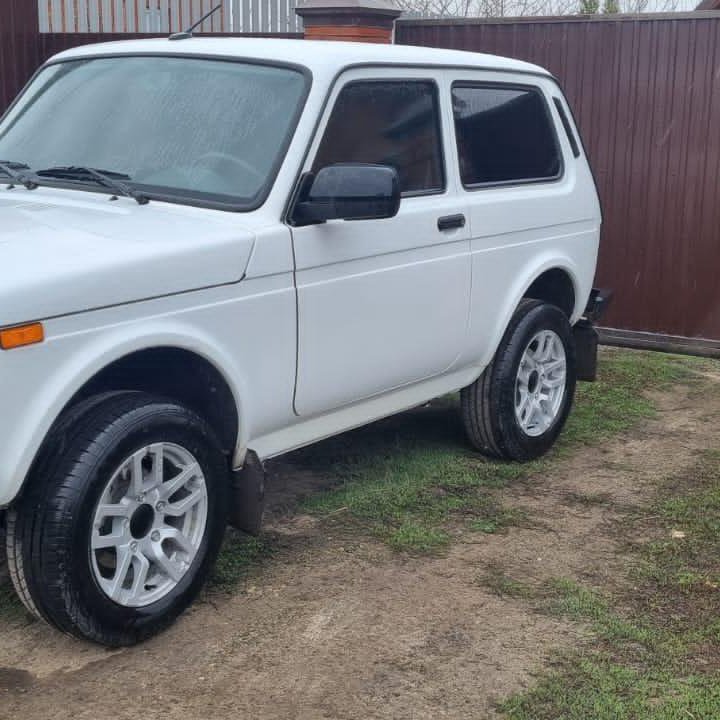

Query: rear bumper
[
  {"left": 574, "top": 288, "right": 613, "bottom": 382},
  {"left": 583, "top": 287, "right": 613, "bottom": 324}
]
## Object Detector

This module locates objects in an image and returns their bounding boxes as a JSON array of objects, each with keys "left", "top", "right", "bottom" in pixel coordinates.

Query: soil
[{"left": 0, "top": 369, "right": 718, "bottom": 719}]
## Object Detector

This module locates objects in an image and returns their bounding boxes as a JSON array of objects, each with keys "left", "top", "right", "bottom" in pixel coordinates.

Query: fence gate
[{"left": 38, "top": 0, "right": 302, "bottom": 34}]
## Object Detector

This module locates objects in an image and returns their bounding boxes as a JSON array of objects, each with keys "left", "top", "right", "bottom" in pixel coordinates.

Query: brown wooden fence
[{"left": 396, "top": 13, "right": 720, "bottom": 349}]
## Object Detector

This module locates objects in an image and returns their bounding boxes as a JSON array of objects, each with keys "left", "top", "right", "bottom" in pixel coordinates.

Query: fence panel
[
  {"left": 396, "top": 14, "right": 720, "bottom": 344},
  {"left": 39, "top": 0, "right": 302, "bottom": 33}
]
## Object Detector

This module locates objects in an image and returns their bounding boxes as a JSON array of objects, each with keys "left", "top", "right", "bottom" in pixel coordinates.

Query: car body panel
[{"left": 0, "top": 189, "right": 256, "bottom": 326}]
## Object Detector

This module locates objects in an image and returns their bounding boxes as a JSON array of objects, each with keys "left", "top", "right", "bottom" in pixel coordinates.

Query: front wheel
[
  {"left": 6, "top": 392, "right": 229, "bottom": 646},
  {"left": 461, "top": 299, "right": 577, "bottom": 461}
]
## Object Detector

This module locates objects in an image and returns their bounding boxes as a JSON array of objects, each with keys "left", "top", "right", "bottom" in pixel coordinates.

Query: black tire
[
  {"left": 6, "top": 391, "right": 229, "bottom": 646},
  {"left": 461, "top": 299, "right": 576, "bottom": 462}
]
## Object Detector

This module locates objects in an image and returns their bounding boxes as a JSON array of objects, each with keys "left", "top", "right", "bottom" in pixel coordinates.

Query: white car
[{"left": 0, "top": 37, "right": 603, "bottom": 645}]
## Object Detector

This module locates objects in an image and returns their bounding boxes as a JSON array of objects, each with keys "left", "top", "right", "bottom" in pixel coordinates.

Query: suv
[{"left": 0, "top": 38, "right": 602, "bottom": 645}]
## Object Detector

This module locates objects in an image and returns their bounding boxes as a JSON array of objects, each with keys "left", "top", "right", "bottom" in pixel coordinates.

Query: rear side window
[
  {"left": 313, "top": 80, "right": 445, "bottom": 195},
  {"left": 452, "top": 84, "right": 562, "bottom": 188}
]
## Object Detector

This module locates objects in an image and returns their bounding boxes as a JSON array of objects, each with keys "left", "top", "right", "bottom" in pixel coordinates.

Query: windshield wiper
[
  {"left": 0, "top": 161, "right": 38, "bottom": 190},
  {"left": 34, "top": 166, "right": 149, "bottom": 205}
]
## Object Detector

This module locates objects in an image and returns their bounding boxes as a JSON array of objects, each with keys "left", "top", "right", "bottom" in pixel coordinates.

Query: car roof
[{"left": 49, "top": 37, "right": 550, "bottom": 80}]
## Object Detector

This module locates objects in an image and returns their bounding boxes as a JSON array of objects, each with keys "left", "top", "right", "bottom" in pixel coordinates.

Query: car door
[
  {"left": 290, "top": 68, "right": 471, "bottom": 417},
  {"left": 448, "top": 73, "right": 597, "bottom": 368}
]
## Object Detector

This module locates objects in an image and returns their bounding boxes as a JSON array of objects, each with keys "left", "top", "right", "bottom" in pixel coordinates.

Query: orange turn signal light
[{"left": 0, "top": 322, "right": 44, "bottom": 350}]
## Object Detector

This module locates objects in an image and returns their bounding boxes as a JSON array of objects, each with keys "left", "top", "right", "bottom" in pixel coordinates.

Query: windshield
[{"left": 0, "top": 56, "right": 308, "bottom": 210}]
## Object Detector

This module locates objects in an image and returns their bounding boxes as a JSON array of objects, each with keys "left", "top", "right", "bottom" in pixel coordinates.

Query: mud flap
[
  {"left": 228, "top": 450, "right": 266, "bottom": 536},
  {"left": 574, "top": 319, "right": 599, "bottom": 382},
  {"left": 574, "top": 288, "right": 613, "bottom": 382}
]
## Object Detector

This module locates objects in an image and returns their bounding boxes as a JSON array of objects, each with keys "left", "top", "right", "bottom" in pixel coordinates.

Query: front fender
[{"left": 0, "top": 318, "right": 247, "bottom": 507}]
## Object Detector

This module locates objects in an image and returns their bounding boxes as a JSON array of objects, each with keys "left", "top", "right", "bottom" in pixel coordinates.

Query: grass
[
  {"left": 634, "top": 449, "right": 720, "bottom": 647},
  {"left": 210, "top": 529, "right": 273, "bottom": 591},
  {"left": 296, "top": 349, "right": 701, "bottom": 552},
  {"left": 501, "top": 657, "right": 720, "bottom": 720},
  {"left": 499, "top": 448, "right": 720, "bottom": 719},
  {"left": 542, "top": 578, "right": 667, "bottom": 652},
  {"left": 561, "top": 348, "right": 694, "bottom": 446},
  {"left": 0, "top": 571, "right": 27, "bottom": 623}
]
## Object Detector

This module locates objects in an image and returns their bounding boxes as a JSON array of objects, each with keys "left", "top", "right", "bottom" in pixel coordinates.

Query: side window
[
  {"left": 312, "top": 80, "right": 445, "bottom": 196},
  {"left": 452, "top": 84, "right": 562, "bottom": 188}
]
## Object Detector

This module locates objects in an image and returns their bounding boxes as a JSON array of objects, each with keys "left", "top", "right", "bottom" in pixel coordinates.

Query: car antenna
[{"left": 169, "top": 3, "right": 223, "bottom": 40}]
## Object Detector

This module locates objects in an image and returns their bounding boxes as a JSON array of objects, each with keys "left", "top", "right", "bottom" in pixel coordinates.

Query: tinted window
[
  {"left": 0, "top": 57, "right": 308, "bottom": 208},
  {"left": 313, "top": 81, "right": 444, "bottom": 195},
  {"left": 452, "top": 84, "right": 561, "bottom": 187}
]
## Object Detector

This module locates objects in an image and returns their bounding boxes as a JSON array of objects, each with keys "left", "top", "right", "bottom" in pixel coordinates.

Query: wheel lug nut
[
  {"left": 156, "top": 501, "right": 166, "bottom": 512},
  {"left": 151, "top": 530, "right": 161, "bottom": 542},
  {"left": 130, "top": 541, "right": 138, "bottom": 551}
]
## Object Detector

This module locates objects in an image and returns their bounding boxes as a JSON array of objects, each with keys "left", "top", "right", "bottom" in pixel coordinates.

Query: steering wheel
[{"left": 192, "top": 152, "right": 264, "bottom": 185}]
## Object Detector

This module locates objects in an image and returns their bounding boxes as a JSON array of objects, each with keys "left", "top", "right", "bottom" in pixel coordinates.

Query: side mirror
[{"left": 292, "top": 163, "right": 400, "bottom": 225}]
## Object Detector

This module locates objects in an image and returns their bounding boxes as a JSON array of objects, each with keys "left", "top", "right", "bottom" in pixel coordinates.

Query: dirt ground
[{"left": 0, "top": 369, "right": 718, "bottom": 719}]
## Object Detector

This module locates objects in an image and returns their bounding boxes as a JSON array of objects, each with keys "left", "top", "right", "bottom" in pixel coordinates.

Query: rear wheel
[
  {"left": 461, "top": 299, "right": 576, "bottom": 461},
  {"left": 6, "top": 392, "right": 228, "bottom": 646}
]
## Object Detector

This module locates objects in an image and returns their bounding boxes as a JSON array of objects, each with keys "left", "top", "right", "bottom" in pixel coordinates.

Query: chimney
[{"left": 295, "top": 0, "right": 402, "bottom": 44}]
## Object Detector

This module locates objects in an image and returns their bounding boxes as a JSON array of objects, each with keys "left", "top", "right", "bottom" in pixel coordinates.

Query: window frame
[
  {"left": 450, "top": 80, "right": 565, "bottom": 192},
  {"left": 552, "top": 96, "right": 581, "bottom": 159},
  {"left": 311, "top": 77, "right": 448, "bottom": 199}
]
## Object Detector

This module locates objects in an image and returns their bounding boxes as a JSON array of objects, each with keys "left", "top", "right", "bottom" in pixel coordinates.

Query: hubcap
[
  {"left": 90, "top": 443, "right": 208, "bottom": 608},
  {"left": 514, "top": 329, "right": 567, "bottom": 437}
]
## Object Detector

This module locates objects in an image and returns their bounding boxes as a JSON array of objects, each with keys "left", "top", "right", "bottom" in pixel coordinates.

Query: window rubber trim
[{"left": 553, "top": 96, "right": 581, "bottom": 158}]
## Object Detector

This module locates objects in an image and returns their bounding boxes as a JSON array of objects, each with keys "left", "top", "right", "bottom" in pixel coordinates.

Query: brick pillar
[{"left": 295, "top": 0, "right": 402, "bottom": 44}]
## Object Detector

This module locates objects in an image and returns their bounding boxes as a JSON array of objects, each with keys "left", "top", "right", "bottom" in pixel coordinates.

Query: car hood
[{"left": 0, "top": 190, "right": 256, "bottom": 327}]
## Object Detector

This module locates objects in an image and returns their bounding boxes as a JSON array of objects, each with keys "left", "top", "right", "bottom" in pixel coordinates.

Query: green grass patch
[
  {"left": 209, "top": 529, "right": 273, "bottom": 591},
  {"left": 635, "top": 449, "right": 720, "bottom": 638},
  {"left": 500, "top": 443, "right": 720, "bottom": 719},
  {"left": 297, "top": 349, "right": 701, "bottom": 553},
  {"left": 387, "top": 522, "right": 450, "bottom": 553},
  {"left": 301, "top": 442, "right": 531, "bottom": 551},
  {"left": 543, "top": 578, "right": 669, "bottom": 654},
  {"left": 501, "top": 656, "right": 720, "bottom": 720},
  {"left": 561, "top": 348, "right": 696, "bottom": 446}
]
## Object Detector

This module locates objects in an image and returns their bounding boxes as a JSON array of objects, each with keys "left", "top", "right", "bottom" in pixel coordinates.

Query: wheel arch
[
  {"left": 522, "top": 267, "right": 577, "bottom": 319},
  {"left": 69, "top": 346, "right": 239, "bottom": 457},
  {"left": 468, "top": 255, "right": 585, "bottom": 385},
  {"left": 2, "top": 326, "right": 248, "bottom": 508}
]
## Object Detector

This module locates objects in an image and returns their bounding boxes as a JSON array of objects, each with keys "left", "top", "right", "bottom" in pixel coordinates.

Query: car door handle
[{"left": 437, "top": 214, "right": 466, "bottom": 231}]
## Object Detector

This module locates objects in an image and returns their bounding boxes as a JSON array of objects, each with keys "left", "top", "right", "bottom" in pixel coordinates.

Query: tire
[
  {"left": 461, "top": 299, "right": 576, "bottom": 462},
  {"left": 6, "top": 391, "right": 229, "bottom": 646}
]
